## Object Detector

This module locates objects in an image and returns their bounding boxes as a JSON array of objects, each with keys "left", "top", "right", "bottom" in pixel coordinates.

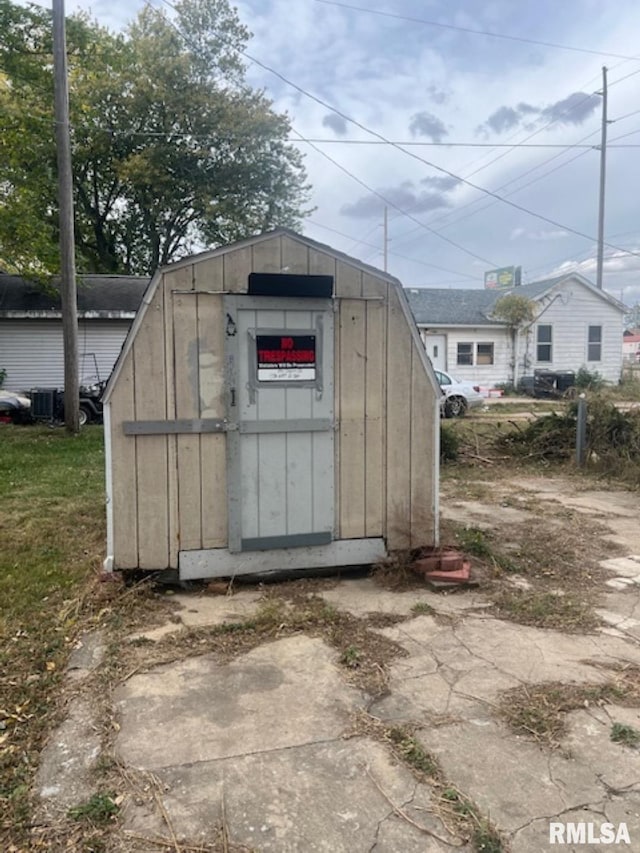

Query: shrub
[
  {"left": 440, "top": 423, "right": 460, "bottom": 461},
  {"left": 496, "top": 396, "right": 640, "bottom": 484},
  {"left": 575, "top": 366, "right": 605, "bottom": 391}
]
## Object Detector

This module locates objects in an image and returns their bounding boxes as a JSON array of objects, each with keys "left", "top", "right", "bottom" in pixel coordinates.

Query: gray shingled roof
[
  {"left": 405, "top": 273, "right": 612, "bottom": 326},
  {"left": 0, "top": 273, "right": 150, "bottom": 316}
]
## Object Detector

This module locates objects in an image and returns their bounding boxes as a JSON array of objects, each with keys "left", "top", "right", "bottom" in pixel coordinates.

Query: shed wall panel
[
  {"left": 364, "top": 298, "right": 386, "bottom": 537},
  {"left": 223, "top": 245, "right": 253, "bottom": 292},
  {"left": 362, "top": 272, "right": 388, "bottom": 299},
  {"left": 280, "top": 235, "right": 310, "bottom": 274},
  {"left": 194, "top": 257, "right": 223, "bottom": 292},
  {"left": 335, "top": 261, "right": 362, "bottom": 298},
  {"left": 172, "top": 293, "right": 202, "bottom": 552},
  {"left": 410, "top": 350, "right": 437, "bottom": 545},
  {"left": 308, "top": 249, "right": 340, "bottom": 526},
  {"left": 385, "top": 289, "right": 413, "bottom": 549},
  {"left": 110, "top": 354, "right": 138, "bottom": 568},
  {"left": 133, "top": 285, "right": 169, "bottom": 569},
  {"left": 162, "top": 273, "right": 180, "bottom": 567},
  {"left": 338, "top": 299, "right": 366, "bottom": 538},
  {"left": 198, "top": 294, "right": 227, "bottom": 548},
  {"left": 252, "top": 237, "right": 282, "bottom": 274},
  {"left": 308, "top": 249, "right": 337, "bottom": 278}
]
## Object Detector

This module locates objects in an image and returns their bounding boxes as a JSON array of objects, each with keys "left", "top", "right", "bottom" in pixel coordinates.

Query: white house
[
  {"left": 0, "top": 273, "right": 148, "bottom": 391},
  {"left": 405, "top": 273, "right": 625, "bottom": 387}
]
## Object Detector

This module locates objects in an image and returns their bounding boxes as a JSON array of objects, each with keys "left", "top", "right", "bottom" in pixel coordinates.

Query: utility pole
[
  {"left": 596, "top": 66, "right": 608, "bottom": 290},
  {"left": 52, "top": 0, "right": 79, "bottom": 432},
  {"left": 383, "top": 205, "right": 388, "bottom": 272}
]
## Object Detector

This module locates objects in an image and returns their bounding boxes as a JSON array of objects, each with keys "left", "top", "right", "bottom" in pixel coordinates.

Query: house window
[
  {"left": 536, "top": 325, "right": 552, "bottom": 362},
  {"left": 477, "top": 343, "right": 494, "bottom": 365},
  {"left": 588, "top": 325, "right": 602, "bottom": 361},
  {"left": 457, "top": 343, "right": 473, "bottom": 365}
]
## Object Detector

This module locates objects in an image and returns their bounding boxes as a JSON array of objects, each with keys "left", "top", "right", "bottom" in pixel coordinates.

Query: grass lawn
[{"left": 0, "top": 425, "right": 105, "bottom": 843}]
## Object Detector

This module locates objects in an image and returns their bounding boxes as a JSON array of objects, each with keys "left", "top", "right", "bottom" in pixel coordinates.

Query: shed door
[{"left": 225, "top": 296, "right": 334, "bottom": 553}]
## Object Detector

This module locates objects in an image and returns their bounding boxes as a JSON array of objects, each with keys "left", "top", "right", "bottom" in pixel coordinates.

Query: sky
[{"left": 26, "top": 0, "right": 640, "bottom": 305}]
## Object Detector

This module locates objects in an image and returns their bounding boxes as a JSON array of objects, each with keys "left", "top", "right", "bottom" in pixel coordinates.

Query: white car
[{"left": 434, "top": 370, "right": 484, "bottom": 418}]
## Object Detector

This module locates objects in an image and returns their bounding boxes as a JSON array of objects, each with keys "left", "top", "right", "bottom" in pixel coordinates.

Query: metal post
[
  {"left": 52, "top": 0, "right": 79, "bottom": 432},
  {"left": 576, "top": 395, "right": 587, "bottom": 467},
  {"left": 596, "top": 66, "right": 608, "bottom": 290}
]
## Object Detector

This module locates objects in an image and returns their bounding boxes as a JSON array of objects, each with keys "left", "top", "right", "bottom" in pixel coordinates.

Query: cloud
[
  {"left": 484, "top": 106, "right": 523, "bottom": 134},
  {"left": 321, "top": 113, "right": 348, "bottom": 136},
  {"left": 541, "top": 92, "right": 601, "bottom": 125},
  {"left": 421, "top": 175, "right": 460, "bottom": 192},
  {"left": 409, "top": 111, "right": 448, "bottom": 142},
  {"left": 477, "top": 92, "right": 600, "bottom": 135},
  {"left": 426, "top": 85, "right": 449, "bottom": 106},
  {"left": 341, "top": 182, "right": 451, "bottom": 218},
  {"left": 510, "top": 227, "right": 570, "bottom": 241}
]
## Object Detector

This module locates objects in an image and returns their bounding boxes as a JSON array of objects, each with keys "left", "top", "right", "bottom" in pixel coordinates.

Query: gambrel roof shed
[{"left": 103, "top": 229, "right": 441, "bottom": 580}]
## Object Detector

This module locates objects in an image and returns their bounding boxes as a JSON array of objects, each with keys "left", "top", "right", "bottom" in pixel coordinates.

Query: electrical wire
[
  {"left": 235, "top": 45, "right": 640, "bottom": 258},
  {"left": 306, "top": 218, "right": 479, "bottom": 279},
  {"left": 153, "top": 0, "right": 501, "bottom": 267},
  {"left": 292, "top": 139, "right": 639, "bottom": 148},
  {"left": 130, "top": 0, "right": 640, "bottom": 269},
  {"left": 291, "top": 126, "right": 499, "bottom": 267},
  {"left": 312, "top": 0, "right": 640, "bottom": 61}
]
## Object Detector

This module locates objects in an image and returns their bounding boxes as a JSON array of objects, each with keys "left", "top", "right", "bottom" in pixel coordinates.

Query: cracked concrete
[{"left": 35, "top": 475, "right": 640, "bottom": 850}]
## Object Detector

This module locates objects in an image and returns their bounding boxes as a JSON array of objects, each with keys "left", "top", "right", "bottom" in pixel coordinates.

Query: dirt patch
[
  {"left": 440, "top": 471, "right": 625, "bottom": 631},
  {"left": 497, "top": 662, "right": 640, "bottom": 750}
]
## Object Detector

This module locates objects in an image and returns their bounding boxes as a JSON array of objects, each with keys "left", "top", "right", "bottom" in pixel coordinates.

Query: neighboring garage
[
  {"left": 103, "top": 229, "right": 441, "bottom": 580},
  {"left": 0, "top": 273, "right": 149, "bottom": 391}
]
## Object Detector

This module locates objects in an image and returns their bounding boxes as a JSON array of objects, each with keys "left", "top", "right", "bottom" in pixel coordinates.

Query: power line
[
  {"left": 306, "top": 218, "right": 478, "bottom": 279},
  {"left": 238, "top": 46, "right": 640, "bottom": 258},
  {"left": 291, "top": 127, "right": 499, "bottom": 267},
  {"left": 153, "top": 0, "right": 500, "bottom": 268},
  {"left": 292, "top": 139, "right": 639, "bottom": 148},
  {"left": 312, "top": 0, "right": 640, "bottom": 61},
  {"left": 155, "top": 0, "right": 640, "bottom": 263},
  {"left": 409, "top": 102, "right": 640, "bottom": 238}
]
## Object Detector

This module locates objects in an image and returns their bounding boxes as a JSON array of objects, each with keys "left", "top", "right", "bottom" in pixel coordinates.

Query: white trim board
[{"left": 179, "top": 538, "right": 387, "bottom": 580}]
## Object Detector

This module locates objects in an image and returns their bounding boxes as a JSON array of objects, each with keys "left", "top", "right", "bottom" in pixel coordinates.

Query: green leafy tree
[
  {"left": 492, "top": 293, "right": 537, "bottom": 386},
  {"left": 0, "top": 0, "right": 311, "bottom": 277}
]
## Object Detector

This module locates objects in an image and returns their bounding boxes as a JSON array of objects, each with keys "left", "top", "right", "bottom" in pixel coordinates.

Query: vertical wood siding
[{"left": 108, "top": 232, "right": 438, "bottom": 568}]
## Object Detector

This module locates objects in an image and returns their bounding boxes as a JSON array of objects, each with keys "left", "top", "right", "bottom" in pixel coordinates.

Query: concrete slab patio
[{"left": 35, "top": 474, "right": 640, "bottom": 852}]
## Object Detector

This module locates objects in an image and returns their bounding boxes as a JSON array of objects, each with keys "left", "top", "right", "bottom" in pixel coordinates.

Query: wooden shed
[{"left": 102, "top": 229, "right": 441, "bottom": 580}]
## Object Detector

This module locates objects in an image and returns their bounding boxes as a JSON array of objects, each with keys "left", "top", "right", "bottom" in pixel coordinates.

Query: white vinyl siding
[
  {"left": 440, "top": 327, "right": 511, "bottom": 385},
  {"left": 521, "top": 279, "right": 623, "bottom": 382},
  {"left": 0, "top": 319, "right": 132, "bottom": 391}
]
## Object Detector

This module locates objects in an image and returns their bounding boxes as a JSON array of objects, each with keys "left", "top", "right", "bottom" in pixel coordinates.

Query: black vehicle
[{"left": 30, "top": 381, "right": 105, "bottom": 426}]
